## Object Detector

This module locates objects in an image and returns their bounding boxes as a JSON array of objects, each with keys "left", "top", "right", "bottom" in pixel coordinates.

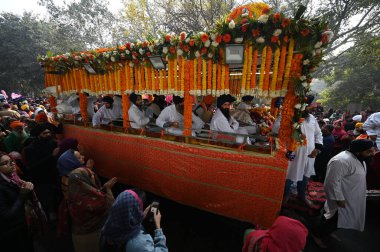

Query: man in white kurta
[
  {"left": 363, "top": 112, "right": 380, "bottom": 148},
  {"left": 284, "top": 111, "right": 323, "bottom": 201},
  {"left": 210, "top": 94, "right": 250, "bottom": 144},
  {"left": 128, "top": 93, "right": 150, "bottom": 129},
  {"left": 156, "top": 96, "right": 204, "bottom": 136},
  {"left": 92, "top": 96, "right": 122, "bottom": 127},
  {"left": 313, "top": 139, "right": 375, "bottom": 243}
]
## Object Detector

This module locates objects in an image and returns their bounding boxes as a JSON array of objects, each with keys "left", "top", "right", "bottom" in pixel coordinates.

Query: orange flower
[
  {"left": 142, "top": 41, "right": 147, "bottom": 48},
  {"left": 189, "top": 39, "right": 195, "bottom": 47},
  {"left": 283, "top": 36, "right": 289, "bottom": 43},
  {"left": 241, "top": 18, "right": 248, "bottom": 24},
  {"left": 165, "top": 34, "right": 171, "bottom": 42},
  {"left": 273, "top": 13, "right": 281, "bottom": 23},
  {"left": 252, "top": 29, "right": 261, "bottom": 37},
  {"left": 201, "top": 33, "right": 209, "bottom": 43},
  {"left": 282, "top": 18, "right": 290, "bottom": 28},
  {"left": 169, "top": 46, "right": 176, "bottom": 54},
  {"left": 222, "top": 33, "right": 231, "bottom": 43}
]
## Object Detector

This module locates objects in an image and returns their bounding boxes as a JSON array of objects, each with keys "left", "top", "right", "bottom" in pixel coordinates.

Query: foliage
[{"left": 319, "top": 34, "right": 380, "bottom": 109}]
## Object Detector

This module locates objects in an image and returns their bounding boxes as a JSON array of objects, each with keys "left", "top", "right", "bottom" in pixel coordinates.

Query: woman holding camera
[{"left": 100, "top": 189, "right": 168, "bottom": 252}]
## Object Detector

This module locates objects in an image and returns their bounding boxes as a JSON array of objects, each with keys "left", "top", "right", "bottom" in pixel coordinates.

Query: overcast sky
[{"left": 0, "top": 0, "right": 124, "bottom": 16}]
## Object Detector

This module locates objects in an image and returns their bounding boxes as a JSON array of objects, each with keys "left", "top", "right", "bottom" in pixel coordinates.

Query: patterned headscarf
[{"left": 101, "top": 190, "right": 144, "bottom": 247}]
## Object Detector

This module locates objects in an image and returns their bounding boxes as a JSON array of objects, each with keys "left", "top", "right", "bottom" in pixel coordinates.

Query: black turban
[
  {"left": 173, "top": 96, "right": 184, "bottom": 105},
  {"left": 242, "top": 95, "right": 254, "bottom": 102},
  {"left": 102, "top": 96, "right": 114, "bottom": 104},
  {"left": 349, "top": 139, "right": 374, "bottom": 153},
  {"left": 217, "top": 94, "right": 236, "bottom": 108},
  {"left": 305, "top": 95, "right": 315, "bottom": 105},
  {"left": 30, "top": 123, "right": 49, "bottom": 137},
  {"left": 129, "top": 93, "right": 140, "bottom": 105}
]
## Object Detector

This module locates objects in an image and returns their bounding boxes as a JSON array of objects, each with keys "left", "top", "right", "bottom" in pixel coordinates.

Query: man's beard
[
  {"left": 106, "top": 104, "right": 113, "bottom": 109},
  {"left": 301, "top": 110, "right": 310, "bottom": 119},
  {"left": 356, "top": 154, "right": 373, "bottom": 164},
  {"left": 220, "top": 107, "right": 230, "bottom": 120}
]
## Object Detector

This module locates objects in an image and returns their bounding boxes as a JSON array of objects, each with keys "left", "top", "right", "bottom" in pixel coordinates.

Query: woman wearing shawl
[
  {"left": 242, "top": 216, "right": 308, "bottom": 252},
  {"left": 0, "top": 152, "right": 46, "bottom": 251},
  {"left": 101, "top": 190, "right": 168, "bottom": 252},
  {"left": 332, "top": 119, "right": 348, "bottom": 155},
  {"left": 67, "top": 167, "right": 117, "bottom": 252}
]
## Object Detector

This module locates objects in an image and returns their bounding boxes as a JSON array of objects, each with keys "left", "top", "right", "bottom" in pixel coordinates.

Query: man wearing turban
[
  {"left": 363, "top": 112, "right": 380, "bottom": 148},
  {"left": 313, "top": 139, "right": 375, "bottom": 247},
  {"left": 156, "top": 96, "right": 204, "bottom": 136},
  {"left": 3, "top": 121, "right": 29, "bottom": 153},
  {"left": 92, "top": 96, "right": 123, "bottom": 127},
  {"left": 210, "top": 94, "right": 250, "bottom": 144},
  {"left": 128, "top": 93, "right": 150, "bottom": 129}
]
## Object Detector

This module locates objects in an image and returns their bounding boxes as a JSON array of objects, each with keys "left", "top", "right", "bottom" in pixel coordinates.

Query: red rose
[
  {"left": 252, "top": 29, "right": 261, "bottom": 37},
  {"left": 262, "top": 7, "right": 270, "bottom": 14},
  {"left": 134, "top": 59, "right": 139, "bottom": 64},
  {"left": 183, "top": 45, "right": 189, "bottom": 53},
  {"left": 273, "top": 13, "right": 281, "bottom": 23},
  {"left": 300, "top": 29, "right": 310, "bottom": 37},
  {"left": 201, "top": 33, "right": 209, "bottom": 43},
  {"left": 165, "top": 34, "right": 171, "bottom": 42},
  {"left": 132, "top": 52, "right": 138, "bottom": 57},
  {"left": 283, "top": 36, "right": 289, "bottom": 43},
  {"left": 321, "top": 34, "right": 328, "bottom": 44},
  {"left": 169, "top": 46, "right": 176, "bottom": 54},
  {"left": 180, "top": 32, "right": 186, "bottom": 41},
  {"left": 189, "top": 39, "right": 195, "bottom": 47},
  {"left": 241, "top": 25, "right": 248, "bottom": 33},
  {"left": 271, "top": 36, "right": 279, "bottom": 43},
  {"left": 241, "top": 18, "right": 248, "bottom": 24},
  {"left": 281, "top": 18, "right": 290, "bottom": 28},
  {"left": 201, "top": 47, "right": 208, "bottom": 55},
  {"left": 146, "top": 52, "right": 151, "bottom": 57},
  {"left": 142, "top": 41, "right": 147, "bottom": 48},
  {"left": 222, "top": 33, "right": 232, "bottom": 43},
  {"left": 125, "top": 43, "right": 131, "bottom": 49},
  {"left": 215, "top": 35, "right": 222, "bottom": 43}
]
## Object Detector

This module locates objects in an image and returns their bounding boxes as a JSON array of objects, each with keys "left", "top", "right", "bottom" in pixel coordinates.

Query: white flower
[
  {"left": 204, "top": 40, "right": 211, "bottom": 47},
  {"left": 75, "top": 56, "right": 81, "bottom": 60},
  {"left": 185, "top": 38, "right": 190, "bottom": 43},
  {"left": 148, "top": 46, "right": 154, "bottom": 52},
  {"left": 129, "top": 62, "right": 134, "bottom": 67},
  {"left": 211, "top": 41, "right": 219, "bottom": 47},
  {"left": 273, "top": 29, "right": 282, "bottom": 36},
  {"left": 195, "top": 51, "right": 201, "bottom": 58},
  {"left": 228, "top": 20, "right": 235, "bottom": 29},
  {"left": 113, "top": 50, "right": 118, "bottom": 55},
  {"left": 258, "top": 14, "right": 269, "bottom": 24},
  {"left": 315, "top": 48, "right": 322, "bottom": 54},
  {"left": 208, "top": 53, "right": 213, "bottom": 58},
  {"left": 125, "top": 50, "right": 130, "bottom": 55},
  {"left": 314, "top": 41, "right": 323, "bottom": 49},
  {"left": 234, "top": 37, "right": 244, "bottom": 43},
  {"left": 256, "top": 37, "right": 265, "bottom": 43},
  {"left": 302, "top": 82, "right": 308, "bottom": 88},
  {"left": 323, "top": 30, "right": 334, "bottom": 42},
  {"left": 110, "top": 56, "right": 115, "bottom": 62},
  {"left": 294, "top": 103, "right": 302, "bottom": 109},
  {"left": 177, "top": 49, "right": 183, "bottom": 56},
  {"left": 210, "top": 33, "right": 216, "bottom": 41},
  {"left": 301, "top": 104, "right": 307, "bottom": 111},
  {"left": 299, "top": 75, "right": 307, "bottom": 81},
  {"left": 162, "top": 47, "right": 168, "bottom": 54},
  {"left": 139, "top": 48, "right": 144, "bottom": 54},
  {"left": 280, "top": 5, "right": 287, "bottom": 12},
  {"left": 132, "top": 55, "right": 136, "bottom": 60},
  {"left": 120, "top": 53, "right": 125, "bottom": 58},
  {"left": 242, "top": 8, "right": 249, "bottom": 17},
  {"left": 303, "top": 59, "right": 310, "bottom": 65}
]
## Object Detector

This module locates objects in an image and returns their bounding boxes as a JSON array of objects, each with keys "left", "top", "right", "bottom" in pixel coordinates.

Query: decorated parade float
[{"left": 38, "top": 2, "right": 332, "bottom": 227}]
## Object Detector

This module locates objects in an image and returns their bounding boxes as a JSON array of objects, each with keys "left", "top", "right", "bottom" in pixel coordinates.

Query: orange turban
[
  {"left": 35, "top": 113, "right": 48, "bottom": 123},
  {"left": 10, "top": 121, "right": 24, "bottom": 129},
  {"left": 203, "top": 95, "right": 215, "bottom": 106}
]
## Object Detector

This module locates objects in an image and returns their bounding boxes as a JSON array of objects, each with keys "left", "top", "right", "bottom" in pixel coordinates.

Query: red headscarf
[
  {"left": 35, "top": 113, "right": 48, "bottom": 123},
  {"left": 332, "top": 119, "right": 347, "bottom": 140},
  {"left": 243, "top": 216, "right": 308, "bottom": 252}
]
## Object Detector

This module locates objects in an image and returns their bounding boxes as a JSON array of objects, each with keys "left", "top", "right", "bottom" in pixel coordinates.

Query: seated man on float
[
  {"left": 210, "top": 94, "right": 250, "bottom": 144},
  {"left": 92, "top": 96, "right": 122, "bottom": 127},
  {"left": 145, "top": 94, "right": 166, "bottom": 121},
  {"left": 233, "top": 95, "right": 257, "bottom": 134},
  {"left": 193, "top": 95, "right": 215, "bottom": 123},
  {"left": 156, "top": 95, "right": 204, "bottom": 136},
  {"left": 128, "top": 93, "right": 150, "bottom": 129}
]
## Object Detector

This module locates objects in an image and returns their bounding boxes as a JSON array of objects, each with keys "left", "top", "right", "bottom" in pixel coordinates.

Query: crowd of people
[{"left": 0, "top": 93, "right": 379, "bottom": 251}]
